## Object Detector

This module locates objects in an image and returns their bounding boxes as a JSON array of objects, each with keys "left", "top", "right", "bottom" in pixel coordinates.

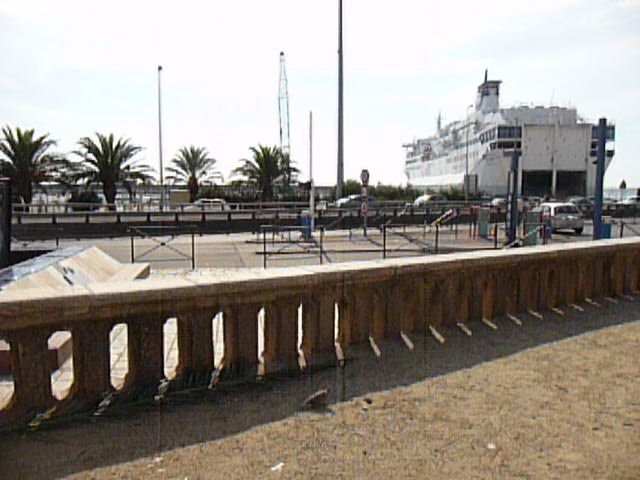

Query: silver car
[{"left": 539, "top": 202, "right": 584, "bottom": 234}]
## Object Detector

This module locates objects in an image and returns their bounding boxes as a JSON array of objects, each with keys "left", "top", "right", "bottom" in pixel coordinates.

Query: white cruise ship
[{"left": 404, "top": 71, "right": 615, "bottom": 197}]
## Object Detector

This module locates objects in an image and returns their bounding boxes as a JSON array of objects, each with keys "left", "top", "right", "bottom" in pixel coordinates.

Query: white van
[{"left": 538, "top": 202, "right": 584, "bottom": 234}]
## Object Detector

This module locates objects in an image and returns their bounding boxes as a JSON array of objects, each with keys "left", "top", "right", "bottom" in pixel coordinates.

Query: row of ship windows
[
  {"left": 478, "top": 126, "right": 521, "bottom": 144},
  {"left": 446, "top": 150, "right": 481, "bottom": 164}
]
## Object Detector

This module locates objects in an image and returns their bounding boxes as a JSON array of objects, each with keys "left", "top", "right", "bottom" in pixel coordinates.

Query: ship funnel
[{"left": 475, "top": 71, "right": 501, "bottom": 113}]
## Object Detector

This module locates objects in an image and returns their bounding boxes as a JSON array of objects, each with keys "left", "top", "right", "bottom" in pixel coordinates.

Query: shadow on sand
[{"left": 1, "top": 300, "right": 638, "bottom": 478}]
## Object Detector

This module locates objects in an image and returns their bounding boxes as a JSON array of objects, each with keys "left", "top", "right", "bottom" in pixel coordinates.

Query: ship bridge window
[
  {"left": 591, "top": 126, "right": 616, "bottom": 140},
  {"left": 496, "top": 141, "right": 522, "bottom": 149},
  {"left": 498, "top": 126, "right": 522, "bottom": 139}
]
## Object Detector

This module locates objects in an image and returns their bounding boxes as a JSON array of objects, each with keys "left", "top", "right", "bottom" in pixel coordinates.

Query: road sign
[
  {"left": 361, "top": 202, "right": 368, "bottom": 215},
  {"left": 360, "top": 169, "right": 370, "bottom": 185}
]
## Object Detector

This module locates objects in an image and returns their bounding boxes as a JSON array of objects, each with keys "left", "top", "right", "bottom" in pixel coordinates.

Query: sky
[{"left": 0, "top": 0, "right": 639, "bottom": 188}]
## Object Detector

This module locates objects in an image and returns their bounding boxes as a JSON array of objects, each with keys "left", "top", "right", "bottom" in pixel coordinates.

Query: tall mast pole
[
  {"left": 157, "top": 65, "right": 165, "bottom": 211},
  {"left": 336, "top": 0, "right": 344, "bottom": 199},
  {"left": 279, "top": 52, "right": 291, "bottom": 157}
]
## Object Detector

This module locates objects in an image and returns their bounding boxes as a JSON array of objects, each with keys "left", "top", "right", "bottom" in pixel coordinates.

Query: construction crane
[{"left": 278, "top": 52, "right": 291, "bottom": 157}]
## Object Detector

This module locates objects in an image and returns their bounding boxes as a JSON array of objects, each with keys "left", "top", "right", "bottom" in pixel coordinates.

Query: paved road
[{"left": 10, "top": 219, "right": 637, "bottom": 272}]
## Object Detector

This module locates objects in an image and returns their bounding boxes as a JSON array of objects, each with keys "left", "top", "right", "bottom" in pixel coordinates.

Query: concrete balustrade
[{"left": 1, "top": 238, "right": 640, "bottom": 430}]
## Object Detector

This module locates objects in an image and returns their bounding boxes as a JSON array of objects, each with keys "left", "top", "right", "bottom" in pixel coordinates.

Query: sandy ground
[{"left": 0, "top": 302, "right": 639, "bottom": 479}]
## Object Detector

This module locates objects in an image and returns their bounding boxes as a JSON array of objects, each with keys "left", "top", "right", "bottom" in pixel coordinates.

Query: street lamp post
[
  {"left": 336, "top": 0, "right": 344, "bottom": 200},
  {"left": 157, "top": 65, "right": 165, "bottom": 211},
  {"left": 310, "top": 111, "right": 315, "bottom": 234},
  {"left": 465, "top": 126, "right": 469, "bottom": 201}
]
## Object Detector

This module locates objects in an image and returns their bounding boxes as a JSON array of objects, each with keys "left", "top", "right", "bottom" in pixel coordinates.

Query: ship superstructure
[{"left": 404, "top": 71, "right": 615, "bottom": 196}]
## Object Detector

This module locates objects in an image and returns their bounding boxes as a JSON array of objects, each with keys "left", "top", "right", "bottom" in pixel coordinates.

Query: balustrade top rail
[{"left": 1, "top": 238, "right": 638, "bottom": 331}]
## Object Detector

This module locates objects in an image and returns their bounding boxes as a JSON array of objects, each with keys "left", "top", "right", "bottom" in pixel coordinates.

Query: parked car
[
  {"left": 538, "top": 202, "right": 584, "bottom": 234},
  {"left": 413, "top": 194, "right": 446, "bottom": 207},
  {"left": 566, "top": 196, "right": 593, "bottom": 209},
  {"left": 333, "top": 195, "right": 375, "bottom": 208},
  {"left": 490, "top": 197, "right": 507, "bottom": 208},
  {"left": 621, "top": 196, "right": 640, "bottom": 205},
  {"left": 184, "top": 198, "right": 229, "bottom": 211},
  {"left": 587, "top": 196, "right": 619, "bottom": 207}
]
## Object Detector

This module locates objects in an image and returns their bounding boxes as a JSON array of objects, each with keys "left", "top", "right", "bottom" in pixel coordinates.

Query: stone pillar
[
  {"left": 425, "top": 279, "right": 444, "bottom": 327},
  {"left": 176, "top": 311, "right": 215, "bottom": 385},
  {"left": 540, "top": 266, "right": 559, "bottom": 310},
  {"left": 578, "top": 261, "right": 592, "bottom": 301},
  {"left": 440, "top": 277, "right": 457, "bottom": 325},
  {"left": 221, "top": 303, "right": 259, "bottom": 380},
  {"left": 336, "top": 295, "right": 350, "bottom": 349},
  {"left": 458, "top": 275, "right": 472, "bottom": 324},
  {"left": 475, "top": 272, "right": 496, "bottom": 321},
  {"left": 69, "top": 322, "right": 112, "bottom": 405},
  {"left": 345, "top": 286, "right": 373, "bottom": 345},
  {"left": 337, "top": 287, "right": 369, "bottom": 349},
  {"left": 125, "top": 316, "right": 165, "bottom": 393},
  {"left": 624, "top": 252, "right": 640, "bottom": 293},
  {"left": 7, "top": 329, "right": 54, "bottom": 414},
  {"left": 592, "top": 257, "right": 604, "bottom": 298},
  {"left": 496, "top": 269, "right": 517, "bottom": 315},
  {"left": 263, "top": 297, "right": 300, "bottom": 375},
  {"left": 398, "top": 276, "right": 426, "bottom": 333},
  {"left": 517, "top": 267, "right": 539, "bottom": 312},
  {"left": 301, "top": 291, "right": 336, "bottom": 369},
  {"left": 371, "top": 285, "right": 390, "bottom": 340},
  {"left": 611, "top": 253, "right": 626, "bottom": 296},
  {"left": 561, "top": 261, "right": 577, "bottom": 306}
]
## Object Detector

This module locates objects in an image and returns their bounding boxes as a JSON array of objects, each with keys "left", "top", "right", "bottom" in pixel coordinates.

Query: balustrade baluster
[
  {"left": 221, "top": 303, "right": 259, "bottom": 379},
  {"left": 177, "top": 311, "right": 215, "bottom": 386},
  {"left": 263, "top": 298, "right": 300, "bottom": 375},
  {"left": 301, "top": 291, "right": 336, "bottom": 370}
]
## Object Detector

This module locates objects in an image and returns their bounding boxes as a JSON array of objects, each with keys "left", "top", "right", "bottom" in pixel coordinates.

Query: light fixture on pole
[{"left": 157, "top": 65, "right": 165, "bottom": 211}]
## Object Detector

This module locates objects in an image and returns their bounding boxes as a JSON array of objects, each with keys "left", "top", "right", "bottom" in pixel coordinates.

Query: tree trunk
[
  {"left": 188, "top": 177, "right": 198, "bottom": 203},
  {"left": 103, "top": 182, "right": 117, "bottom": 211}
]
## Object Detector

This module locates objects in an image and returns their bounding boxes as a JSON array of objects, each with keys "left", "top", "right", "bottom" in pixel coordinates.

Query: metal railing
[{"left": 128, "top": 226, "right": 197, "bottom": 270}]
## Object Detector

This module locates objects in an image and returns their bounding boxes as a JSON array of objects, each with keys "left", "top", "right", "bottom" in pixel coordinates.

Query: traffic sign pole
[{"left": 360, "top": 169, "right": 370, "bottom": 237}]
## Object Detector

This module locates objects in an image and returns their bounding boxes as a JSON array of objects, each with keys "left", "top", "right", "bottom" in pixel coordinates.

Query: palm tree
[
  {"left": 166, "top": 146, "right": 222, "bottom": 202},
  {"left": 73, "top": 133, "right": 152, "bottom": 210},
  {"left": 0, "top": 126, "right": 59, "bottom": 204},
  {"left": 232, "top": 145, "right": 282, "bottom": 201}
]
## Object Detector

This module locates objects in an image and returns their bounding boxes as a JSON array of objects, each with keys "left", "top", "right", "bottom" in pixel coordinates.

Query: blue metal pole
[
  {"left": 593, "top": 118, "right": 606, "bottom": 240},
  {"left": 508, "top": 149, "right": 521, "bottom": 245}
]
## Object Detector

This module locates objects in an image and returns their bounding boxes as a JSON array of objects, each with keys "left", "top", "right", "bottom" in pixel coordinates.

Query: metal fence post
[
  {"left": 130, "top": 234, "right": 135, "bottom": 263},
  {"left": 620, "top": 221, "right": 625, "bottom": 239},
  {"left": 494, "top": 223, "right": 498, "bottom": 249},
  {"left": 383, "top": 224, "right": 387, "bottom": 259},
  {"left": 319, "top": 227, "right": 324, "bottom": 265},
  {"left": 435, "top": 223, "right": 439, "bottom": 254},
  {"left": 191, "top": 231, "right": 195, "bottom": 270},
  {"left": 263, "top": 229, "right": 267, "bottom": 269}
]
